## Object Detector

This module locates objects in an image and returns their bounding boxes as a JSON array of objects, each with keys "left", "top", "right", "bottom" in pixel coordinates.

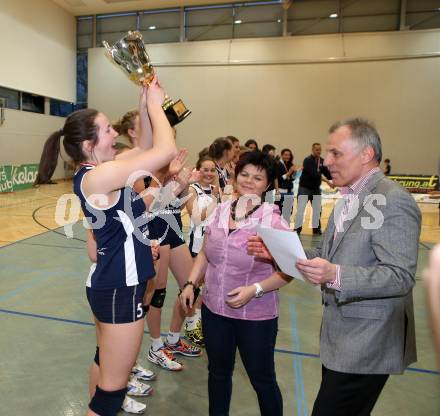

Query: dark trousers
[
  {"left": 312, "top": 366, "right": 389, "bottom": 416},
  {"left": 275, "top": 191, "right": 295, "bottom": 223},
  {"left": 202, "top": 304, "right": 283, "bottom": 416},
  {"left": 294, "top": 186, "right": 322, "bottom": 231}
]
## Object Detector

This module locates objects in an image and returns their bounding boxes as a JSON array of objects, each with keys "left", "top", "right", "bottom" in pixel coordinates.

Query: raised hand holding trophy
[{"left": 103, "top": 31, "right": 191, "bottom": 126}]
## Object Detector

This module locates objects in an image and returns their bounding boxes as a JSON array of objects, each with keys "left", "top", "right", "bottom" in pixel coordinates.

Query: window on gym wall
[
  {"left": 76, "top": 53, "right": 88, "bottom": 110},
  {"left": 139, "top": 9, "right": 181, "bottom": 44},
  {"left": 233, "top": 2, "right": 283, "bottom": 38},
  {"left": 96, "top": 12, "right": 138, "bottom": 46},
  {"left": 75, "top": 16, "right": 92, "bottom": 111},
  {"left": 77, "top": 16, "right": 93, "bottom": 51},
  {"left": 184, "top": 1, "right": 283, "bottom": 41},
  {"left": 21, "top": 92, "right": 44, "bottom": 114},
  {"left": 185, "top": 4, "right": 234, "bottom": 41},
  {"left": 0, "top": 86, "right": 20, "bottom": 110},
  {"left": 50, "top": 100, "right": 75, "bottom": 117}
]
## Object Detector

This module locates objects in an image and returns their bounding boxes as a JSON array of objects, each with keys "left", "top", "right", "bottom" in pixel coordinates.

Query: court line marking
[
  {"left": 0, "top": 272, "right": 62, "bottom": 302},
  {"left": 0, "top": 196, "right": 53, "bottom": 210},
  {"left": 32, "top": 204, "right": 87, "bottom": 243},
  {"left": 0, "top": 308, "right": 438, "bottom": 376},
  {"left": 0, "top": 227, "right": 56, "bottom": 250},
  {"left": 0, "top": 209, "right": 84, "bottom": 251},
  {"left": 290, "top": 302, "right": 302, "bottom": 416},
  {"left": 289, "top": 300, "right": 308, "bottom": 416},
  {"left": 419, "top": 241, "right": 433, "bottom": 250},
  {"left": 11, "top": 242, "right": 85, "bottom": 250}
]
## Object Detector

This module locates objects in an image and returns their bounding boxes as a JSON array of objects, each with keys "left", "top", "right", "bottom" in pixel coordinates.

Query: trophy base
[{"left": 164, "top": 99, "right": 191, "bottom": 127}]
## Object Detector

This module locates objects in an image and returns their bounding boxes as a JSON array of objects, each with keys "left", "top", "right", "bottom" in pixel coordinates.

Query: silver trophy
[{"left": 103, "top": 31, "right": 191, "bottom": 126}]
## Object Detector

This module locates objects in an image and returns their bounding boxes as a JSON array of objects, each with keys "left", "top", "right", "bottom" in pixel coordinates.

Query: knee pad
[
  {"left": 94, "top": 346, "right": 100, "bottom": 366},
  {"left": 142, "top": 304, "right": 150, "bottom": 314},
  {"left": 89, "top": 385, "right": 127, "bottom": 416},
  {"left": 150, "top": 288, "right": 166, "bottom": 308}
]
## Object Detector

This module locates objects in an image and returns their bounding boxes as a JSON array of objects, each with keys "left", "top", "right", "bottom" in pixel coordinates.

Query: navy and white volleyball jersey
[
  {"left": 188, "top": 182, "right": 216, "bottom": 255},
  {"left": 143, "top": 179, "right": 185, "bottom": 244},
  {"left": 74, "top": 165, "right": 155, "bottom": 290},
  {"left": 215, "top": 164, "right": 228, "bottom": 190}
]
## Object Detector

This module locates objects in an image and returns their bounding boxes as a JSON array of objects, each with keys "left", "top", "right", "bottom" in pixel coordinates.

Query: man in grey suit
[{"left": 249, "top": 118, "right": 421, "bottom": 415}]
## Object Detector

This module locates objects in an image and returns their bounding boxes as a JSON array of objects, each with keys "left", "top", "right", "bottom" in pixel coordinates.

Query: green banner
[
  {"left": 0, "top": 164, "right": 39, "bottom": 193},
  {"left": 0, "top": 165, "right": 13, "bottom": 193}
]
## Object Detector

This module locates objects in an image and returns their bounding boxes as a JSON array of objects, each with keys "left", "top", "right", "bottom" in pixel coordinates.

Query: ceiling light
[
  {"left": 329, "top": 13, "right": 338, "bottom": 18},
  {"left": 148, "top": 25, "right": 156, "bottom": 30},
  {"left": 234, "top": 19, "right": 242, "bottom": 24},
  {"left": 277, "top": 19, "right": 282, "bottom": 23}
]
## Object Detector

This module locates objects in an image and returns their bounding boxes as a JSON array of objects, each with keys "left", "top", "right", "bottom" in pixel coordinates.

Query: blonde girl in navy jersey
[
  {"left": 38, "top": 78, "right": 176, "bottom": 416},
  {"left": 112, "top": 111, "right": 202, "bottom": 370},
  {"left": 143, "top": 150, "right": 204, "bottom": 370}
]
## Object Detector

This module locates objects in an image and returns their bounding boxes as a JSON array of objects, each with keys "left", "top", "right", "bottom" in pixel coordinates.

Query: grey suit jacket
[{"left": 306, "top": 171, "right": 421, "bottom": 374}]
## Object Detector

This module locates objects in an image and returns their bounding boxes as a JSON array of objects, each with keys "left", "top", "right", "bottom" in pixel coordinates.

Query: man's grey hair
[{"left": 329, "top": 117, "right": 382, "bottom": 163}]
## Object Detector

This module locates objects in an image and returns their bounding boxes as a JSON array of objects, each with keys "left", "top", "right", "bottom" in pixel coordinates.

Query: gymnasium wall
[
  {"left": 0, "top": 0, "right": 76, "bottom": 101},
  {"left": 0, "top": 0, "right": 76, "bottom": 179},
  {"left": 0, "top": 109, "right": 66, "bottom": 175},
  {"left": 89, "top": 29, "right": 440, "bottom": 176}
]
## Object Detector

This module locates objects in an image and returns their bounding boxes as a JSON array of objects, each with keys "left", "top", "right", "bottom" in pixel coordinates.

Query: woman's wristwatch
[
  {"left": 253, "top": 282, "right": 264, "bottom": 298},
  {"left": 182, "top": 281, "right": 196, "bottom": 290},
  {"left": 179, "top": 281, "right": 201, "bottom": 304}
]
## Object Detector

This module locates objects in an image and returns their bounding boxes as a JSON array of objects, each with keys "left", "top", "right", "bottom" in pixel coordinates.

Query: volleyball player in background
[
  {"left": 142, "top": 149, "right": 203, "bottom": 371},
  {"left": 183, "top": 156, "right": 220, "bottom": 347},
  {"left": 113, "top": 108, "right": 202, "bottom": 370},
  {"left": 208, "top": 137, "right": 234, "bottom": 197}
]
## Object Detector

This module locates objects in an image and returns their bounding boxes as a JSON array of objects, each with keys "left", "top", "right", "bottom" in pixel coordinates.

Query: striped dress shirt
[{"left": 327, "top": 167, "right": 382, "bottom": 290}]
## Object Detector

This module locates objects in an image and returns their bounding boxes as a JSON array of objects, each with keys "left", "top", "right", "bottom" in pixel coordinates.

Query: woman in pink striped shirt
[{"left": 180, "top": 151, "right": 292, "bottom": 416}]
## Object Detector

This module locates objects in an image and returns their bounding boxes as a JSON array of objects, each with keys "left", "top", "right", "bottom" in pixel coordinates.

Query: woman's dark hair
[
  {"left": 208, "top": 137, "right": 232, "bottom": 160},
  {"left": 196, "top": 156, "right": 215, "bottom": 170},
  {"left": 280, "top": 148, "right": 294, "bottom": 163},
  {"left": 198, "top": 147, "right": 209, "bottom": 159},
  {"left": 262, "top": 144, "right": 276, "bottom": 154},
  {"left": 235, "top": 151, "right": 277, "bottom": 190},
  {"left": 384, "top": 158, "right": 390, "bottom": 163},
  {"left": 113, "top": 109, "right": 138, "bottom": 142},
  {"left": 226, "top": 135, "right": 239, "bottom": 144},
  {"left": 35, "top": 109, "right": 99, "bottom": 185},
  {"left": 244, "top": 139, "right": 259, "bottom": 150}
]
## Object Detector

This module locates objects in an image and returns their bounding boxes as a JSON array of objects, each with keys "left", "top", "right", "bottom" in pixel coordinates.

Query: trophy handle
[{"left": 102, "top": 41, "right": 114, "bottom": 58}]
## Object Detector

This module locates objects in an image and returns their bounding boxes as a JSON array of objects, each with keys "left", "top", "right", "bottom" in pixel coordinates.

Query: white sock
[
  {"left": 186, "top": 315, "right": 198, "bottom": 331},
  {"left": 167, "top": 331, "right": 180, "bottom": 345},
  {"left": 151, "top": 337, "right": 164, "bottom": 351}
]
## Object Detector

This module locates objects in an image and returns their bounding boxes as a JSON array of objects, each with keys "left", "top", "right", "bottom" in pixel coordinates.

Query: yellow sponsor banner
[{"left": 388, "top": 174, "right": 439, "bottom": 193}]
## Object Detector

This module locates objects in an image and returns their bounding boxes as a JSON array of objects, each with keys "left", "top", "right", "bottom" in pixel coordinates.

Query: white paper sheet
[{"left": 255, "top": 225, "right": 307, "bottom": 280}]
